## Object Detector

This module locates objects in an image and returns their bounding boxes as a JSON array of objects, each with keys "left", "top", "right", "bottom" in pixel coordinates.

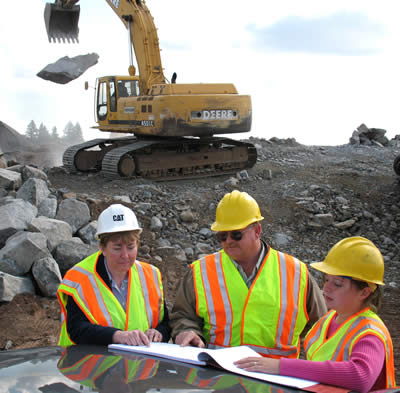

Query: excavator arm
[{"left": 104, "top": 0, "right": 166, "bottom": 94}]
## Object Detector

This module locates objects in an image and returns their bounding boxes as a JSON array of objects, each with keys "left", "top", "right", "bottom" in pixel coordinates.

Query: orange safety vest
[
  {"left": 191, "top": 247, "right": 309, "bottom": 358},
  {"left": 304, "top": 308, "right": 396, "bottom": 389},
  {"left": 57, "top": 251, "right": 164, "bottom": 346}
]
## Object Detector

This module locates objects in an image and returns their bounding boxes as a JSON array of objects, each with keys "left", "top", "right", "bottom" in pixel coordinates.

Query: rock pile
[
  {"left": 0, "top": 164, "right": 220, "bottom": 303},
  {"left": 0, "top": 165, "right": 100, "bottom": 301},
  {"left": 349, "top": 123, "right": 399, "bottom": 147}
]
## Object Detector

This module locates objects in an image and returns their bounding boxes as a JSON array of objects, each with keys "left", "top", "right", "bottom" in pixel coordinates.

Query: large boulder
[
  {"left": 0, "top": 272, "right": 35, "bottom": 302},
  {"left": 0, "top": 168, "right": 22, "bottom": 190},
  {"left": 37, "top": 53, "right": 99, "bottom": 84},
  {"left": 16, "top": 178, "right": 50, "bottom": 207},
  {"left": 0, "top": 199, "right": 38, "bottom": 247},
  {"left": 56, "top": 198, "right": 91, "bottom": 234},
  {"left": 32, "top": 257, "right": 62, "bottom": 297},
  {"left": 29, "top": 216, "right": 73, "bottom": 252},
  {"left": 55, "top": 240, "right": 98, "bottom": 274},
  {"left": 0, "top": 231, "right": 50, "bottom": 276}
]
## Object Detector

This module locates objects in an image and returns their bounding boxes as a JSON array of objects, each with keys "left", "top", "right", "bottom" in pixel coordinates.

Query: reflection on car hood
[{"left": 2, "top": 345, "right": 399, "bottom": 393}]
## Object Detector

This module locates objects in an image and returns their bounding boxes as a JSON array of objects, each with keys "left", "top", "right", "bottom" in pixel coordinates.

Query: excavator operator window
[
  {"left": 109, "top": 81, "right": 116, "bottom": 112},
  {"left": 128, "top": 80, "right": 140, "bottom": 96},
  {"left": 97, "top": 81, "right": 108, "bottom": 121},
  {"left": 118, "top": 81, "right": 129, "bottom": 98},
  {"left": 117, "top": 80, "right": 139, "bottom": 97}
]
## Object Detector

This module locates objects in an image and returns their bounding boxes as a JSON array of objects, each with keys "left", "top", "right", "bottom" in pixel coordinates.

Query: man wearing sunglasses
[{"left": 170, "top": 190, "right": 327, "bottom": 358}]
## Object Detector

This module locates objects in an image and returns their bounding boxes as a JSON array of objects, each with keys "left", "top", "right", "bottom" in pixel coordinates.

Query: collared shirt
[
  {"left": 231, "top": 242, "right": 266, "bottom": 288},
  {"left": 104, "top": 257, "right": 129, "bottom": 311}
]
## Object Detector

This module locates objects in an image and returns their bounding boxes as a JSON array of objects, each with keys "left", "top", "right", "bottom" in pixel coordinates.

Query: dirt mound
[
  {"left": 0, "top": 121, "right": 34, "bottom": 153},
  {"left": 0, "top": 121, "right": 66, "bottom": 167}
]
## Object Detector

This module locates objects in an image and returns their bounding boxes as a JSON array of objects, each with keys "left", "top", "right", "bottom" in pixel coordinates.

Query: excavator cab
[{"left": 44, "top": 1, "right": 80, "bottom": 43}]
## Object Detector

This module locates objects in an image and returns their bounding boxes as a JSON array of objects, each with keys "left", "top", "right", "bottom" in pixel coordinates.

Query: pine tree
[
  {"left": 25, "top": 120, "right": 38, "bottom": 140},
  {"left": 62, "top": 121, "right": 75, "bottom": 144},
  {"left": 51, "top": 126, "right": 59, "bottom": 141},
  {"left": 62, "top": 121, "right": 84, "bottom": 144},
  {"left": 73, "top": 122, "right": 84, "bottom": 143},
  {"left": 38, "top": 123, "right": 50, "bottom": 143}
]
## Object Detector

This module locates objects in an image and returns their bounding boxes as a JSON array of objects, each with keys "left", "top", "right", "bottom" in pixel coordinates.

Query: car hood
[
  {"left": 0, "top": 345, "right": 307, "bottom": 393},
  {"left": 1, "top": 345, "right": 399, "bottom": 393}
]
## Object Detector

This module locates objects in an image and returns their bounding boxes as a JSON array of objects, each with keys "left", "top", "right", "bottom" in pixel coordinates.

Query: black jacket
[{"left": 66, "top": 253, "right": 171, "bottom": 345}]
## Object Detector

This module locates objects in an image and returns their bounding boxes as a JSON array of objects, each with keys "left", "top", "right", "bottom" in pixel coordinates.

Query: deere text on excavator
[{"left": 44, "top": 0, "right": 256, "bottom": 180}]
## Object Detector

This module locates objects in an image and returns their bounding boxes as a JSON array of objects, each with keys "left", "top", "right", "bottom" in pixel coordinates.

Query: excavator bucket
[{"left": 44, "top": 2, "right": 80, "bottom": 43}]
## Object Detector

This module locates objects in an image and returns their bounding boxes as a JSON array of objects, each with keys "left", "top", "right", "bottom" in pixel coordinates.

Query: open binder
[{"left": 108, "top": 342, "right": 318, "bottom": 390}]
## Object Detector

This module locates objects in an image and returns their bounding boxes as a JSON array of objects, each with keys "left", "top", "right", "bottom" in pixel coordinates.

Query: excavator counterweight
[{"left": 44, "top": 1, "right": 80, "bottom": 43}]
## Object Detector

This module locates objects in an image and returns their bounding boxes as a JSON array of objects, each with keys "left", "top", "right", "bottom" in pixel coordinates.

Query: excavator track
[
  {"left": 63, "top": 137, "right": 257, "bottom": 181},
  {"left": 62, "top": 137, "right": 136, "bottom": 172}
]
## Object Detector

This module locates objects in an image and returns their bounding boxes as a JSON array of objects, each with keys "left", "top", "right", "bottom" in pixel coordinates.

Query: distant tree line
[{"left": 25, "top": 120, "right": 84, "bottom": 145}]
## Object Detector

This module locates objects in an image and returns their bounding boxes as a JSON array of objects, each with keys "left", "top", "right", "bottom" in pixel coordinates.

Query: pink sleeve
[{"left": 280, "top": 335, "right": 385, "bottom": 393}]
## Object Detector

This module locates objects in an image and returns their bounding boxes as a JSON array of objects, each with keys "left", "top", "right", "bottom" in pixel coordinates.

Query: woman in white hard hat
[
  {"left": 57, "top": 204, "right": 170, "bottom": 347},
  {"left": 235, "top": 237, "right": 396, "bottom": 392}
]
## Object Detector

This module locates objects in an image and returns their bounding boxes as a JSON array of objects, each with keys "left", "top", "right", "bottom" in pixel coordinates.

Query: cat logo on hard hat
[{"left": 113, "top": 214, "right": 124, "bottom": 222}]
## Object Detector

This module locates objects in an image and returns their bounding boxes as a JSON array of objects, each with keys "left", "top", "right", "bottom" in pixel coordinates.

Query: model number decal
[
  {"left": 141, "top": 120, "right": 154, "bottom": 127},
  {"left": 110, "top": 0, "right": 120, "bottom": 8}
]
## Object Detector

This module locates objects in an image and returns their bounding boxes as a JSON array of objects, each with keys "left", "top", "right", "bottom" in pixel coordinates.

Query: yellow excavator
[{"left": 44, "top": 0, "right": 256, "bottom": 180}]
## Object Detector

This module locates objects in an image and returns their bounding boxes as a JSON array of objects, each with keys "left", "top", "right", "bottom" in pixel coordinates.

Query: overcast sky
[{"left": 2, "top": 0, "right": 400, "bottom": 145}]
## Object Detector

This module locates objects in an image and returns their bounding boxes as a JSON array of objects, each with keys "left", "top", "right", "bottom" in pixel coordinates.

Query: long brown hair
[{"left": 350, "top": 279, "right": 383, "bottom": 313}]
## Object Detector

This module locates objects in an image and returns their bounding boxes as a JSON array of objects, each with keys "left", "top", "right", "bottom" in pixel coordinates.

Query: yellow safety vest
[
  {"left": 192, "top": 247, "right": 309, "bottom": 358},
  {"left": 304, "top": 308, "right": 395, "bottom": 388},
  {"left": 57, "top": 251, "right": 164, "bottom": 347}
]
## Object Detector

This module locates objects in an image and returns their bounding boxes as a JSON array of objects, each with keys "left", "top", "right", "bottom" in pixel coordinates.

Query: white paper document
[{"left": 108, "top": 342, "right": 317, "bottom": 389}]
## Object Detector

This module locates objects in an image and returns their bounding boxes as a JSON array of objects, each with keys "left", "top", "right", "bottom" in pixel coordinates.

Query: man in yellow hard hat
[{"left": 170, "top": 190, "right": 327, "bottom": 358}]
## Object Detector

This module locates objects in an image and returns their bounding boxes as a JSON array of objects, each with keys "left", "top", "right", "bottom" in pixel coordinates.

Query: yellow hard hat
[
  {"left": 211, "top": 190, "right": 264, "bottom": 232},
  {"left": 311, "top": 237, "right": 385, "bottom": 286}
]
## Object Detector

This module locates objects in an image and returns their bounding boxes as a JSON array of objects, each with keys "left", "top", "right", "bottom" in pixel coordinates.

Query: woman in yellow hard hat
[{"left": 235, "top": 237, "right": 396, "bottom": 392}]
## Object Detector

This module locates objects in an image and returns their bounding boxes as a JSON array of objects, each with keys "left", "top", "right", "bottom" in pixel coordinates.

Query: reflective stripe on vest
[
  {"left": 192, "top": 247, "right": 309, "bottom": 358},
  {"left": 136, "top": 261, "right": 163, "bottom": 328},
  {"left": 305, "top": 308, "right": 395, "bottom": 388},
  {"left": 57, "top": 251, "right": 164, "bottom": 346}
]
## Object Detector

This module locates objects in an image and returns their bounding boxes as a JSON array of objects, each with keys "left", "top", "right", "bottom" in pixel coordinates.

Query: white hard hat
[{"left": 96, "top": 204, "right": 142, "bottom": 239}]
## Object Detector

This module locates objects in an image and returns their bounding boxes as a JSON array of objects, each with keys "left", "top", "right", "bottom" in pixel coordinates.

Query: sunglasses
[{"left": 216, "top": 225, "right": 253, "bottom": 242}]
